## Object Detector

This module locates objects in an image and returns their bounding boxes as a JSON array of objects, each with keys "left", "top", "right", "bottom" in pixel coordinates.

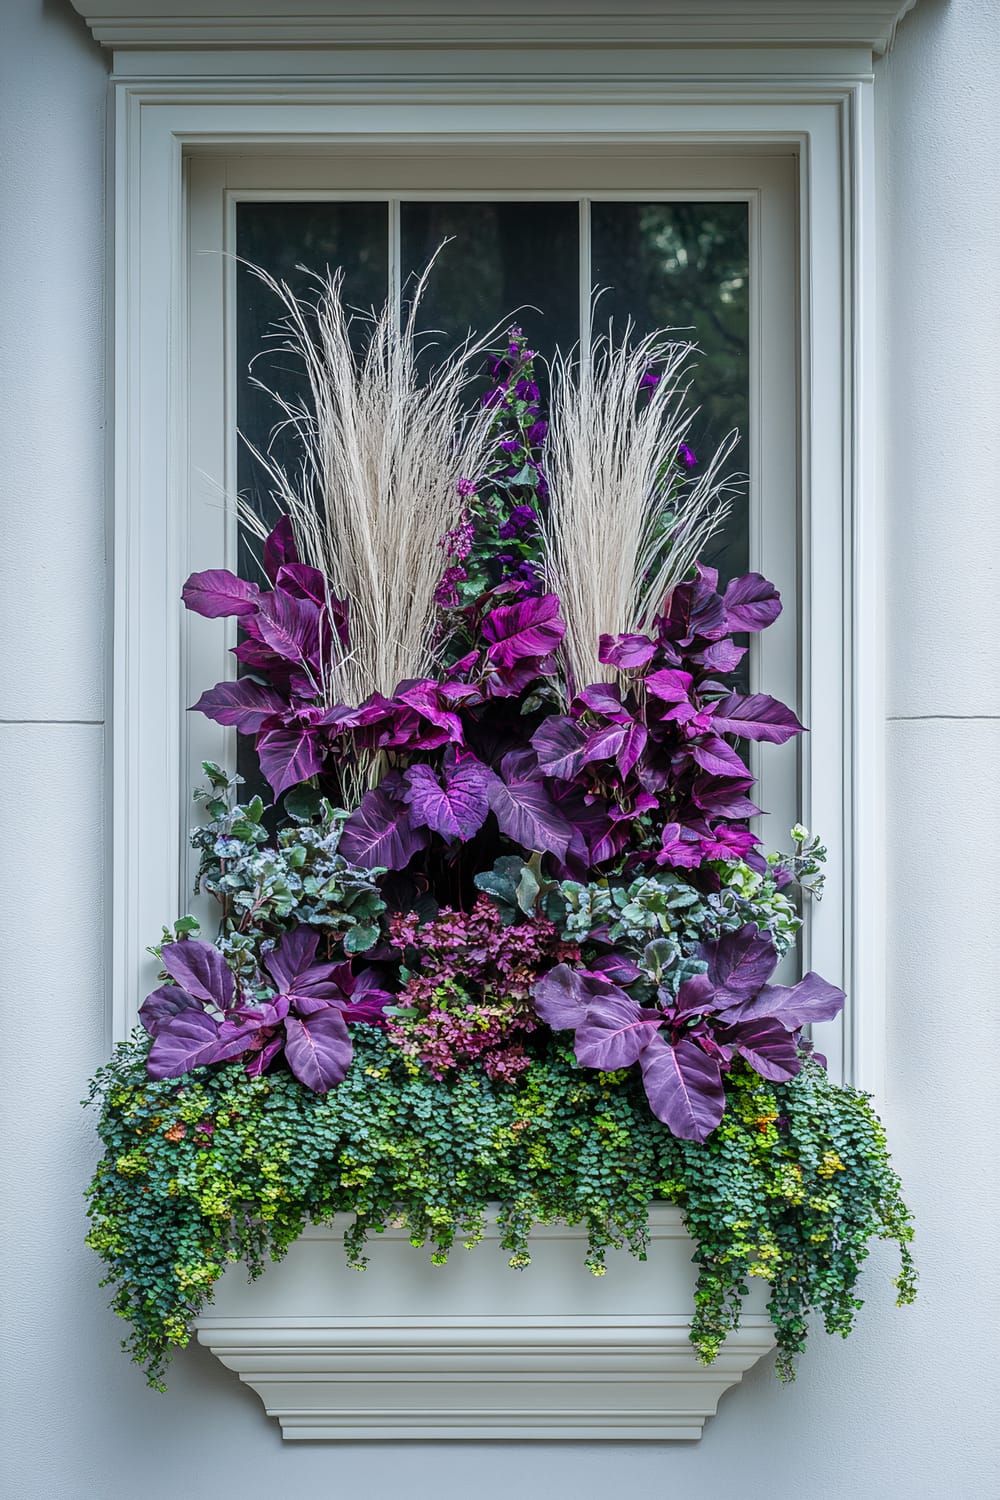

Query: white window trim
[{"left": 91, "top": 24, "right": 896, "bottom": 1098}]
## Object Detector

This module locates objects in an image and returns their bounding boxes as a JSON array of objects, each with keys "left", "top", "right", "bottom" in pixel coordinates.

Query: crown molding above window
[{"left": 69, "top": 0, "right": 919, "bottom": 59}]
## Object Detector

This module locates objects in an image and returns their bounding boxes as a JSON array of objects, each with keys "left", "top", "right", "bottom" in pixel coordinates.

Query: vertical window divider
[
  {"left": 389, "top": 197, "right": 401, "bottom": 329},
  {"left": 578, "top": 197, "right": 591, "bottom": 366}
]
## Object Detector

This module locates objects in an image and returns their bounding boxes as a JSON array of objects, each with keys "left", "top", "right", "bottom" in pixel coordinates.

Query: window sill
[{"left": 195, "top": 1205, "right": 774, "bottom": 1441}]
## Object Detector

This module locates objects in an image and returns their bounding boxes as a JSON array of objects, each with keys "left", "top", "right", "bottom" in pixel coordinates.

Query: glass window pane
[
  {"left": 235, "top": 201, "right": 390, "bottom": 798},
  {"left": 236, "top": 200, "right": 390, "bottom": 545},
  {"left": 400, "top": 200, "right": 580, "bottom": 376},
  {"left": 590, "top": 201, "right": 750, "bottom": 586}
]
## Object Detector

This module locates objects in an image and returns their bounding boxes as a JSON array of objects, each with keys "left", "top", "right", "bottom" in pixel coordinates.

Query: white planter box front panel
[{"left": 196, "top": 1206, "right": 774, "bottom": 1440}]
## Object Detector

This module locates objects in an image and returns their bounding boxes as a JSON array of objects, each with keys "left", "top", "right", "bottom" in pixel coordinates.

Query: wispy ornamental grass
[
  {"left": 543, "top": 325, "right": 740, "bottom": 694},
  {"left": 237, "top": 259, "right": 501, "bottom": 705}
]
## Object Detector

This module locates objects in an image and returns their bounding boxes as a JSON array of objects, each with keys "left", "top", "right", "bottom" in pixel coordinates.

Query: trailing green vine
[{"left": 86, "top": 1031, "right": 914, "bottom": 1389}]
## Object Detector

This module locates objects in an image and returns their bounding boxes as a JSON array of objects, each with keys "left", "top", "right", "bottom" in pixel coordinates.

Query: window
[
  {"left": 185, "top": 147, "right": 802, "bottom": 945},
  {"left": 109, "top": 75, "right": 877, "bottom": 1092}
]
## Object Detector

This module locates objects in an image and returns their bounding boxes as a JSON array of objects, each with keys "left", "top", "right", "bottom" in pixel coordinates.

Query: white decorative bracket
[{"left": 195, "top": 1207, "right": 774, "bottom": 1440}]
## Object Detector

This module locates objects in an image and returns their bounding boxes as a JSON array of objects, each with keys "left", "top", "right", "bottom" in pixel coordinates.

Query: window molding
[
  {"left": 73, "top": 1, "right": 918, "bottom": 57},
  {"left": 88, "top": 23, "right": 889, "bottom": 1097}
]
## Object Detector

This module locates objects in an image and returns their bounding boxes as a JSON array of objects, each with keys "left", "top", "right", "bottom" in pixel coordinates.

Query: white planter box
[{"left": 195, "top": 1205, "right": 774, "bottom": 1440}]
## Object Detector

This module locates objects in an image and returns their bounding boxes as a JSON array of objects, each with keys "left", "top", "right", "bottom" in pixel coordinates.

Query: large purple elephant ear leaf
[
  {"left": 638, "top": 1034, "right": 726, "bottom": 1142},
  {"left": 139, "top": 984, "right": 204, "bottom": 1036},
  {"left": 283, "top": 1010, "right": 353, "bottom": 1093},
  {"left": 727, "top": 1017, "right": 802, "bottom": 1082},
  {"left": 708, "top": 692, "right": 804, "bottom": 745},
  {"left": 488, "top": 754, "right": 573, "bottom": 859},
  {"left": 263, "top": 515, "right": 300, "bottom": 582},
  {"left": 182, "top": 570, "right": 260, "bottom": 619},
  {"left": 339, "top": 786, "right": 429, "bottom": 871},
  {"left": 262, "top": 926, "right": 321, "bottom": 994},
  {"left": 723, "top": 573, "right": 782, "bottom": 632},
  {"left": 403, "top": 759, "right": 493, "bottom": 841},
  {"left": 190, "top": 679, "right": 286, "bottom": 734},
  {"left": 145, "top": 1009, "right": 227, "bottom": 1080},
  {"left": 645, "top": 667, "right": 694, "bottom": 704},
  {"left": 598, "top": 632, "right": 657, "bottom": 670},
  {"left": 160, "top": 940, "right": 234, "bottom": 1009},
  {"left": 481, "top": 593, "right": 565, "bottom": 668},
  {"left": 532, "top": 964, "right": 627, "bottom": 1030},
  {"left": 573, "top": 995, "right": 663, "bottom": 1071},
  {"left": 256, "top": 725, "right": 326, "bottom": 797},
  {"left": 703, "top": 923, "right": 778, "bottom": 1002},
  {"left": 254, "top": 589, "right": 319, "bottom": 665},
  {"left": 743, "top": 972, "right": 846, "bottom": 1030}
]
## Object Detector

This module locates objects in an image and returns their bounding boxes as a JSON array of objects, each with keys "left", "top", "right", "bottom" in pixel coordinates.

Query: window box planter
[{"left": 195, "top": 1205, "right": 773, "bottom": 1441}]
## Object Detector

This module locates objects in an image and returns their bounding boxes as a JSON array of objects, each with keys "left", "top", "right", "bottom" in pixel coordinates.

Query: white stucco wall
[{"left": 2, "top": 1, "right": 998, "bottom": 1496}]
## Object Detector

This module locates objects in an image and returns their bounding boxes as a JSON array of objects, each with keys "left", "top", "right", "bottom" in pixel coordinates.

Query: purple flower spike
[{"left": 678, "top": 442, "right": 698, "bottom": 468}]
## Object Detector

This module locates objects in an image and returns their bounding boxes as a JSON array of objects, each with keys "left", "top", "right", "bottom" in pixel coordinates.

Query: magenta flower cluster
[{"left": 386, "top": 897, "right": 577, "bottom": 1081}]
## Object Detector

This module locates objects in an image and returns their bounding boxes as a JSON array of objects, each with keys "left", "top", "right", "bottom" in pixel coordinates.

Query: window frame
[{"left": 109, "top": 76, "right": 881, "bottom": 1093}]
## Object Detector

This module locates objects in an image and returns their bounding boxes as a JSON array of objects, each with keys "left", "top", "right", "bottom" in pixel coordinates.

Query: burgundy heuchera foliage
[{"left": 386, "top": 896, "right": 577, "bottom": 1081}]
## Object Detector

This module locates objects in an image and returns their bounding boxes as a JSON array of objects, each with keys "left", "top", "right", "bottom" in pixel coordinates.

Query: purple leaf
[
  {"left": 614, "top": 720, "right": 648, "bottom": 778},
  {"left": 531, "top": 718, "right": 591, "bottom": 780},
  {"left": 728, "top": 972, "right": 846, "bottom": 1030},
  {"left": 692, "top": 639, "right": 747, "bottom": 674},
  {"left": 645, "top": 667, "right": 694, "bottom": 703},
  {"left": 533, "top": 964, "right": 627, "bottom": 1030},
  {"left": 703, "top": 924, "right": 778, "bottom": 1001},
  {"left": 689, "top": 778, "right": 761, "bottom": 819},
  {"left": 274, "top": 562, "right": 327, "bottom": 606},
  {"left": 662, "top": 565, "right": 728, "bottom": 644},
  {"left": 263, "top": 516, "right": 300, "bottom": 583},
  {"left": 572, "top": 683, "right": 629, "bottom": 720},
  {"left": 488, "top": 753, "right": 573, "bottom": 859},
  {"left": 403, "top": 759, "right": 493, "bottom": 841},
  {"left": 709, "top": 692, "right": 804, "bottom": 745},
  {"left": 341, "top": 969, "right": 394, "bottom": 1023},
  {"left": 671, "top": 972, "right": 717, "bottom": 1019},
  {"left": 244, "top": 1033, "right": 286, "bottom": 1077},
  {"left": 638, "top": 1034, "right": 726, "bottom": 1141},
  {"left": 160, "top": 940, "right": 234, "bottom": 1009},
  {"left": 574, "top": 994, "right": 663, "bottom": 1071},
  {"left": 587, "top": 953, "right": 644, "bottom": 984},
  {"left": 256, "top": 725, "right": 326, "bottom": 796},
  {"left": 690, "top": 736, "right": 751, "bottom": 780},
  {"left": 585, "top": 723, "right": 630, "bottom": 764},
  {"left": 139, "top": 984, "right": 204, "bottom": 1036},
  {"left": 283, "top": 1009, "right": 353, "bottom": 1092},
  {"left": 262, "top": 927, "right": 321, "bottom": 994},
  {"left": 254, "top": 589, "right": 319, "bottom": 666},
  {"left": 393, "top": 681, "right": 464, "bottom": 745},
  {"left": 481, "top": 593, "right": 565, "bottom": 669},
  {"left": 723, "top": 573, "right": 782, "bottom": 632},
  {"left": 191, "top": 678, "right": 286, "bottom": 734},
  {"left": 145, "top": 1009, "right": 228, "bottom": 1079},
  {"left": 726, "top": 1017, "right": 802, "bottom": 1082},
  {"left": 182, "top": 569, "right": 260, "bottom": 620},
  {"left": 657, "top": 823, "right": 705, "bottom": 869},
  {"left": 339, "top": 786, "right": 430, "bottom": 871},
  {"left": 598, "top": 632, "right": 657, "bottom": 670}
]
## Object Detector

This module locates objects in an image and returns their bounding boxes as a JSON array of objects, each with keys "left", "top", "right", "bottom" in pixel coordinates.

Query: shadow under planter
[{"left": 195, "top": 1205, "right": 774, "bottom": 1440}]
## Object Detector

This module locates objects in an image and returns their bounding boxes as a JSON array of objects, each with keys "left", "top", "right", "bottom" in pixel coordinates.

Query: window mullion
[
  {"left": 578, "top": 196, "right": 591, "bottom": 361},
  {"left": 389, "top": 196, "right": 401, "bottom": 326}
]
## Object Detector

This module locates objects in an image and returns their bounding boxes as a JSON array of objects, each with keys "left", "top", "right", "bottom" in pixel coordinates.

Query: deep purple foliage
[
  {"left": 140, "top": 932, "right": 390, "bottom": 1093},
  {"left": 533, "top": 924, "right": 844, "bottom": 1141},
  {"left": 170, "top": 331, "right": 842, "bottom": 1143}
]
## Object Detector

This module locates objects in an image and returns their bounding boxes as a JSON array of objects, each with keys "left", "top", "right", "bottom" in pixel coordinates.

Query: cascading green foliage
[{"left": 85, "top": 1029, "right": 914, "bottom": 1390}]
